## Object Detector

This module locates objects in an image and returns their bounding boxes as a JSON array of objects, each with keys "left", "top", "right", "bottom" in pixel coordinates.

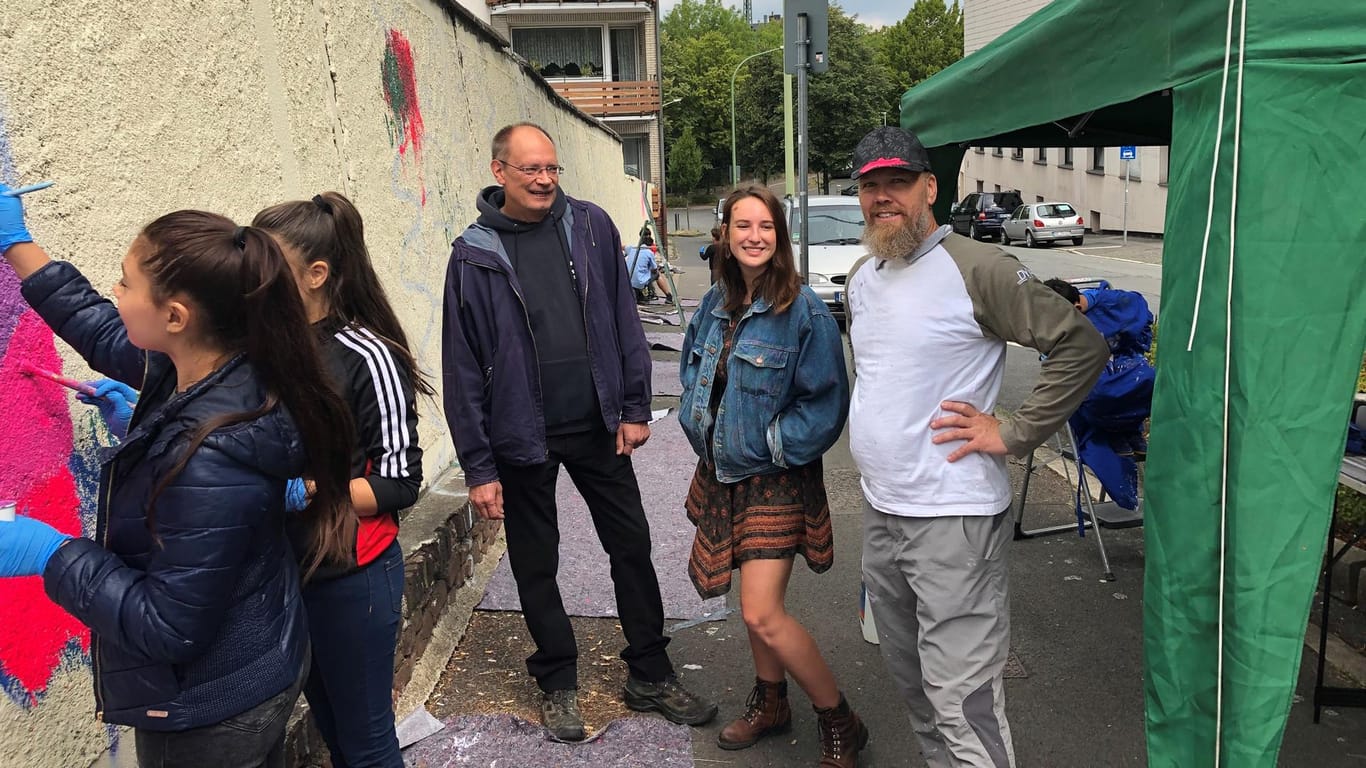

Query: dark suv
[{"left": 950, "top": 190, "right": 1024, "bottom": 241}]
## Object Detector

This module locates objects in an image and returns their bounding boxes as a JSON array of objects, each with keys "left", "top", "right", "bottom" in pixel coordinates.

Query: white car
[
  {"left": 1001, "top": 202, "right": 1086, "bottom": 247},
  {"left": 786, "top": 196, "right": 867, "bottom": 327}
]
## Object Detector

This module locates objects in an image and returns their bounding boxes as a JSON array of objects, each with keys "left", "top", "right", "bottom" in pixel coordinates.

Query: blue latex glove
[
  {"left": 285, "top": 478, "right": 309, "bottom": 513},
  {"left": 77, "top": 379, "right": 139, "bottom": 438},
  {"left": 0, "top": 515, "right": 69, "bottom": 577},
  {"left": 0, "top": 184, "right": 34, "bottom": 254}
]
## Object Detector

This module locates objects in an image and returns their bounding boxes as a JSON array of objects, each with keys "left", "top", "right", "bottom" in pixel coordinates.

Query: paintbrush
[
  {"left": 19, "top": 363, "right": 99, "bottom": 397},
  {"left": 2, "top": 181, "right": 55, "bottom": 197}
]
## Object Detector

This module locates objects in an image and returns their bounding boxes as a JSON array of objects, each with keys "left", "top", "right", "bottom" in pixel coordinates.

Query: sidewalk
[{"left": 411, "top": 278, "right": 1366, "bottom": 766}]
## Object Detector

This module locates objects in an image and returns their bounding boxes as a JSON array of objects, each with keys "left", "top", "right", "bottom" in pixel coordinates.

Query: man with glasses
[{"left": 442, "top": 123, "right": 716, "bottom": 741}]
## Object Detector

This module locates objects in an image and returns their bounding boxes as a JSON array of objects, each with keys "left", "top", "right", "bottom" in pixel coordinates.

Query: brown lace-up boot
[
  {"left": 814, "top": 694, "right": 868, "bottom": 767},
  {"left": 716, "top": 677, "right": 792, "bottom": 750}
]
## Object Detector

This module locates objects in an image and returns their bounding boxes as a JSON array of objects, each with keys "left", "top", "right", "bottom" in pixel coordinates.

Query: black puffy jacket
[{"left": 23, "top": 261, "right": 308, "bottom": 731}]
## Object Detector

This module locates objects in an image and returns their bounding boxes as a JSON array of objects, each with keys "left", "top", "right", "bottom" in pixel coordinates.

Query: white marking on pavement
[{"left": 1061, "top": 249, "right": 1152, "bottom": 265}]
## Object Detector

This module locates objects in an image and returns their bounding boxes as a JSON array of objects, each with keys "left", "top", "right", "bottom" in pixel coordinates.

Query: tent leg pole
[{"left": 1314, "top": 501, "right": 1340, "bottom": 723}]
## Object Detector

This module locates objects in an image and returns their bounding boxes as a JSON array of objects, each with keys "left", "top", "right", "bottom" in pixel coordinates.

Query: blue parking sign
[{"left": 1119, "top": 145, "right": 1137, "bottom": 160}]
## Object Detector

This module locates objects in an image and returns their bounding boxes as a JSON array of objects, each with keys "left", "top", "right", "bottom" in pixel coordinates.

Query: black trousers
[
  {"left": 498, "top": 427, "right": 673, "bottom": 692},
  {"left": 134, "top": 669, "right": 303, "bottom": 768}
]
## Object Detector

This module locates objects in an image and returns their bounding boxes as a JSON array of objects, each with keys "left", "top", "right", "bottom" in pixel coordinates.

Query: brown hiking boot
[
  {"left": 815, "top": 694, "right": 868, "bottom": 767},
  {"left": 716, "top": 677, "right": 792, "bottom": 750}
]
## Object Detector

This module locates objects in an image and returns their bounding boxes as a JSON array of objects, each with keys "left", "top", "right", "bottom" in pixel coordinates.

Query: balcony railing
[{"left": 551, "top": 80, "right": 660, "bottom": 117}]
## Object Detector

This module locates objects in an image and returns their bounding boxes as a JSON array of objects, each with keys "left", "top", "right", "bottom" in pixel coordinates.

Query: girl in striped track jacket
[{"left": 255, "top": 192, "right": 429, "bottom": 768}]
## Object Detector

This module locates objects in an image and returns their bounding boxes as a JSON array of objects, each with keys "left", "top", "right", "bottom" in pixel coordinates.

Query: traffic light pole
[{"left": 796, "top": 13, "right": 810, "bottom": 283}]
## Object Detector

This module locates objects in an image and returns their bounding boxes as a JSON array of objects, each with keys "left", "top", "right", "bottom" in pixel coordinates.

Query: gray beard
[{"left": 862, "top": 209, "right": 932, "bottom": 262}]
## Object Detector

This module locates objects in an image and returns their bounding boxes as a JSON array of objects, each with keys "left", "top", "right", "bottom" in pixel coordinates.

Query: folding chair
[{"left": 1013, "top": 409, "right": 1145, "bottom": 583}]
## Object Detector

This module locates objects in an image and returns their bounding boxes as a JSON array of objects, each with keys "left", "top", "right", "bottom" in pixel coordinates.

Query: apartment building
[
  {"left": 961, "top": 0, "right": 1167, "bottom": 234},
  {"left": 487, "top": 0, "right": 663, "bottom": 188}
]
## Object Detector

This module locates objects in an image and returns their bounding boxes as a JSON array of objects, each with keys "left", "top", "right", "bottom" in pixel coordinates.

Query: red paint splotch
[
  {"left": 382, "top": 29, "right": 425, "bottom": 160},
  {"left": 0, "top": 472, "right": 87, "bottom": 703},
  {"left": 0, "top": 311, "right": 89, "bottom": 704}
]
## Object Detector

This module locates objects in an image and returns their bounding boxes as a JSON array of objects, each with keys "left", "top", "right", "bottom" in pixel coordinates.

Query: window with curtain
[
  {"left": 622, "top": 136, "right": 648, "bottom": 179},
  {"left": 511, "top": 27, "right": 603, "bottom": 78},
  {"left": 610, "top": 28, "right": 639, "bottom": 81}
]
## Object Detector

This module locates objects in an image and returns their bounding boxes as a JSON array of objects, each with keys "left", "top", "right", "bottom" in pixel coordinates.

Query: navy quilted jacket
[{"left": 23, "top": 261, "right": 308, "bottom": 731}]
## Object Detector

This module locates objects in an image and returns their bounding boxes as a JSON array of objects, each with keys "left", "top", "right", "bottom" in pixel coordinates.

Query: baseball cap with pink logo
[{"left": 850, "top": 126, "right": 933, "bottom": 179}]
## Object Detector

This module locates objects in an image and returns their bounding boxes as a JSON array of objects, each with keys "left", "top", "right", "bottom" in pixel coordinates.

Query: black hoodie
[{"left": 476, "top": 186, "right": 600, "bottom": 436}]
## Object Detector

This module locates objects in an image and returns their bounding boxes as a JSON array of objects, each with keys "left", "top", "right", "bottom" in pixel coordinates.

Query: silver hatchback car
[{"left": 1001, "top": 202, "right": 1086, "bottom": 247}]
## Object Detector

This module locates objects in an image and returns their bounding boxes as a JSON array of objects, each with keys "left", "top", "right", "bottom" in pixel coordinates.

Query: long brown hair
[
  {"left": 718, "top": 186, "right": 802, "bottom": 315},
  {"left": 252, "top": 191, "right": 435, "bottom": 397},
  {"left": 139, "top": 210, "right": 356, "bottom": 578}
]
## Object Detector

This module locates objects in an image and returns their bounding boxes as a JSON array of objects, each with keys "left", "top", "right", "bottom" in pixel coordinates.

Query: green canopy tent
[{"left": 895, "top": 1, "right": 1366, "bottom": 765}]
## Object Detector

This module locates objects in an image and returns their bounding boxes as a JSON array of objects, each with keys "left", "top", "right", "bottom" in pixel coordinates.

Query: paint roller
[{"left": 18, "top": 362, "right": 100, "bottom": 397}]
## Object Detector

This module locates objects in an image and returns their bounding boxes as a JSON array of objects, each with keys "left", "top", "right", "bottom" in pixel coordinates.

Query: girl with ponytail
[
  {"left": 0, "top": 186, "right": 354, "bottom": 768},
  {"left": 252, "top": 191, "right": 426, "bottom": 768}
]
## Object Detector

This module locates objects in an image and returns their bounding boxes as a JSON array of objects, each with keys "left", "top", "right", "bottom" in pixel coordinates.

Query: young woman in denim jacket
[
  {"left": 678, "top": 186, "right": 865, "bottom": 767},
  {"left": 0, "top": 188, "right": 355, "bottom": 768}
]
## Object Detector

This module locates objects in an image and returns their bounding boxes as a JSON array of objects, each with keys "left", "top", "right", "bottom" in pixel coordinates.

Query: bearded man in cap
[{"left": 842, "top": 126, "right": 1109, "bottom": 768}]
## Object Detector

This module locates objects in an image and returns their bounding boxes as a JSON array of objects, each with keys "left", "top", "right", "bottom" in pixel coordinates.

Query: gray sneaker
[{"left": 541, "top": 688, "right": 586, "bottom": 741}]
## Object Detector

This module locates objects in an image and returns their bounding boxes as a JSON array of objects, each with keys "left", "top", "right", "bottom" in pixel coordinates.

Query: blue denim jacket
[{"left": 679, "top": 285, "right": 849, "bottom": 482}]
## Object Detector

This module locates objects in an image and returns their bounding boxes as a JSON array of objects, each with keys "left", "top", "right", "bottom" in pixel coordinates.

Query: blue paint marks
[
  {"left": 68, "top": 416, "right": 107, "bottom": 539},
  {"left": 0, "top": 636, "right": 87, "bottom": 710}
]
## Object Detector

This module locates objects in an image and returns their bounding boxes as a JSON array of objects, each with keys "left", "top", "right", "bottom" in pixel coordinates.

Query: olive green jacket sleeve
[{"left": 945, "top": 237, "right": 1110, "bottom": 456}]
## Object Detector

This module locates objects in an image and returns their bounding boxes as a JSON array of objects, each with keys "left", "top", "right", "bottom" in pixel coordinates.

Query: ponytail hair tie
[
  {"left": 232, "top": 226, "right": 249, "bottom": 250},
  {"left": 311, "top": 194, "right": 334, "bottom": 215}
]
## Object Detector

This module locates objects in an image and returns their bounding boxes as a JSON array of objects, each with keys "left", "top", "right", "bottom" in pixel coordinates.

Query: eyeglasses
[{"left": 498, "top": 161, "right": 566, "bottom": 178}]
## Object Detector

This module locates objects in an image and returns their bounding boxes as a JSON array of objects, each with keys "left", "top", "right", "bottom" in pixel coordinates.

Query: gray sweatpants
[{"left": 861, "top": 501, "right": 1016, "bottom": 768}]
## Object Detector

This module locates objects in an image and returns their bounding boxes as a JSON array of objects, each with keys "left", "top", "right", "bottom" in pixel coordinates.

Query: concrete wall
[
  {"left": 454, "top": 0, "right": 493, "bottom": 26},
  {"left": 961, "top": 0, "right": 1167, "bottom": 234},
  {"left": 0, "top": 1, "right": 646, "bottom": 765}
]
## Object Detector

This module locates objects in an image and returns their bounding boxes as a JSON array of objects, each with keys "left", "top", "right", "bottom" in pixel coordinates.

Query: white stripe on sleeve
[{"left": 335, "top": 325, "right": 412, "bottom": 478}]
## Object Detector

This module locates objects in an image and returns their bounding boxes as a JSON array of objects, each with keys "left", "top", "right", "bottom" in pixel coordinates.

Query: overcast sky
[{"left": 657, "top": 0, "right": 916, "bottom": 30}]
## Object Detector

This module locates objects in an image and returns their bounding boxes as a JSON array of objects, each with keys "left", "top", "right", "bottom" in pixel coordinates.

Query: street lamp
[
  {"left": 661, "top": 97, "right": 682, "bottom": 109},
  {"left": 730, "top": 47, "right": 782, "bottom": 187}
]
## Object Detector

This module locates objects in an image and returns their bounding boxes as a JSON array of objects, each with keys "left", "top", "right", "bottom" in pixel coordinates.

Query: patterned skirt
[{"left": 685, "top": 458, "right": 834, "bottom": 599}]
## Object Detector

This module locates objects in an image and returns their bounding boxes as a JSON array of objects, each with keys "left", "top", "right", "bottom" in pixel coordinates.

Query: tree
[
  {"left": 733, "top": 20, "right": 786, "bottom": 184},
  {"left": 660, "top": 0, "right": 753, "bottom": 48},
  {"left": 805, "top": 6, "right": 891, "bottom": 191},
  {"left": 661, "top": 0, "right": 762, "bottom": 188},
  {"left": 668, "top": 125, "right": 704, "bottom": 194},
  {"left": 734, "top": 9, "right": 893, "bottom": 191},
  {"left": 872, "top": 0, "right": 964, "bottom": 120},
  {"left": 662, "top": 30, "right": 747, "bottom": 186}
]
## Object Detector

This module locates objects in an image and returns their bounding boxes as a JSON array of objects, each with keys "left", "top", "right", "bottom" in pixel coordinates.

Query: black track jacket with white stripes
[{"left": 318, "top": 318, "right": 423, "bottom": 573}]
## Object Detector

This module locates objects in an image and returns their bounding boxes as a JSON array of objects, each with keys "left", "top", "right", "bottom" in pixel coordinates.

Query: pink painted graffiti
[{"left": 0, "top": 310, "right": 91, "bottom": 705}]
